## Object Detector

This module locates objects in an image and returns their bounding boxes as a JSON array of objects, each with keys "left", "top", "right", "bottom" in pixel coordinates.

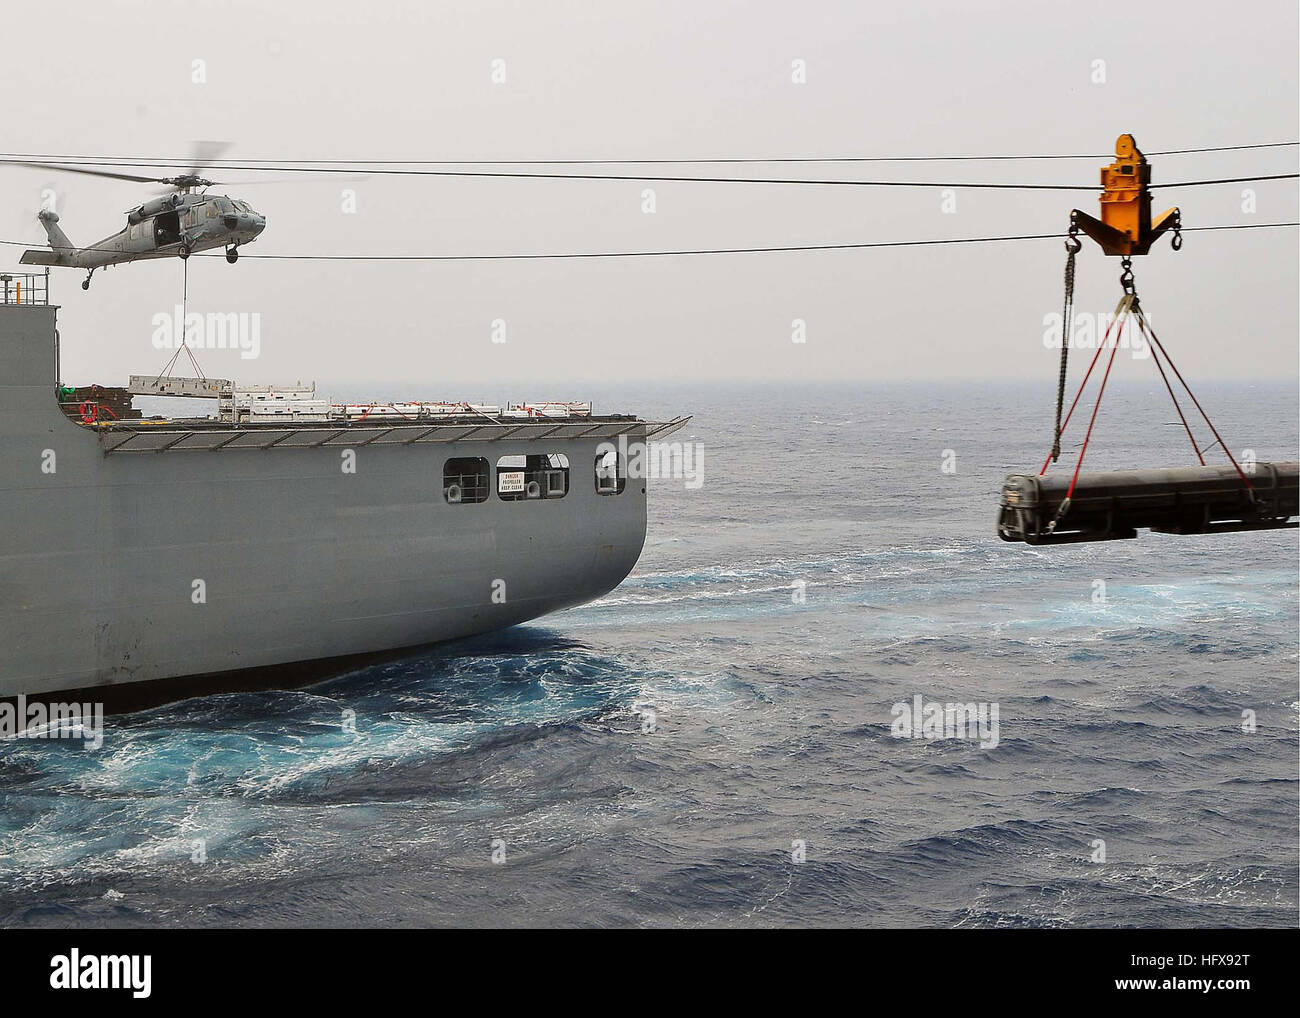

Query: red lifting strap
[
  {"left": 1134, "top": 306, "right": 1254, "bottom": 492},
  {"left": 1039, "top": 299, "right": 1128, "bottom": 477},
  {"left": 1065, "top": 307, "right": 1129, "bottom": 500},
  {"left": 1041, "top": 293, "right": 1255, "bottom": 499}
]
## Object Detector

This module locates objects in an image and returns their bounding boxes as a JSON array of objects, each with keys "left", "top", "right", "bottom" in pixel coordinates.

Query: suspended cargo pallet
[
  {"left": 1003, "top": 135, "right": 1291, "bottom": 549},
  {"left": 997, "top": 462, "right": 1299, "bottom": 545}
]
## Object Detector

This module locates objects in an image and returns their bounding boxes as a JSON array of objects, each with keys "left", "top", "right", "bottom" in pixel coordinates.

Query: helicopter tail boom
[{"left": 20, "top": 210, "right": 78, "bottom": 266}]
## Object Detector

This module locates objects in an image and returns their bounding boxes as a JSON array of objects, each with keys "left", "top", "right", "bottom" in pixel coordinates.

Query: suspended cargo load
[
  {"left": 1008, "top": 135, "right": 1291, "bottom": 550},
  {"left": 997, "top": 462, "right": 1299, "bottom": 545},
  {"left": 129, "top": 374, "right": 233, "bottom": 399}
]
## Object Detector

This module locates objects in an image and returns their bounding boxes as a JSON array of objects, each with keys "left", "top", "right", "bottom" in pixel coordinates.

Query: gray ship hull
[{"left": 1, "top": 304, "right": 658, "bottom": 699}]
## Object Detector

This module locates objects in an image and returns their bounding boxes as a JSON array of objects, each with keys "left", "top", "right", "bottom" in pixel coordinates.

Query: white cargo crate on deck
[
  {"left": 504, "top": 401, "right": 592, "bottom": 418},
  {"left": 247, "top": 398, "right": 331, "bottom": 422},
  {"left": 235, "top": 383, "right": 317, "bottom": 404}
]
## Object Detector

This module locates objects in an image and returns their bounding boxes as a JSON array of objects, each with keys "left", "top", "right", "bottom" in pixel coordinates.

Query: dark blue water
[{"left": 2, "top": 381, "right": 1296, "bottom": 927}]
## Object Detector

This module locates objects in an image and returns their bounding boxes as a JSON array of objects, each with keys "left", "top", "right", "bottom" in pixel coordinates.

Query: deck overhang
[{"left": 93, "top": 414, "right": 692, "bottom": 454}]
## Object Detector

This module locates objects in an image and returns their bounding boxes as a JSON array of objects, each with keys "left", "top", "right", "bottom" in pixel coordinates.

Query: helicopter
[{"left": 9, "top": 148, "right": 266, "bottom": 289}]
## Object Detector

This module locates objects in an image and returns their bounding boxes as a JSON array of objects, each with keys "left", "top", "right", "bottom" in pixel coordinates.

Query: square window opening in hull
[
  {"left": 595, "top": 450, "right": 626, "bottom": 495},
  {"left": 444, "top": 456, "right": 490, "bottom": 503},
  {"left": 497, "top": 453, "right": 569, "bottom": 501}
]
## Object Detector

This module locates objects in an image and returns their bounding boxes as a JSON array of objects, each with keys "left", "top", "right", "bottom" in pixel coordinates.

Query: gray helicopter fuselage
[{"left": 22, "top": 193, "right": 266, "bottom": 270}]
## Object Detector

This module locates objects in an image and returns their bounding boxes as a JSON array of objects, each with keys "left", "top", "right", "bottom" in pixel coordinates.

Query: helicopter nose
[{"left": 228, "top": 213, "right": 266, "bottom": 237}]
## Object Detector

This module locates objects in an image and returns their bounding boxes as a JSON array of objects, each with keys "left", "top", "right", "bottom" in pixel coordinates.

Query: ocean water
[{"left": 1, "top": 380, "right": 1296, "bottom": 928}]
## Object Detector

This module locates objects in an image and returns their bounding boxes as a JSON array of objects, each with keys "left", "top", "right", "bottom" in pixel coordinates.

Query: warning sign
[{"left": 497, "top": 470, "right": 525, "bottom": 494}]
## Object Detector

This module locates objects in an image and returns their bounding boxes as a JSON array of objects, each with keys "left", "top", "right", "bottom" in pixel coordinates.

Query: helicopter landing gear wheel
[
  {"left": 81, "top": 269, "right": 94, "bottom": 291},
  {"left": 226, "top": 246, "right": 239, "bottom": 264},
  {"left": 178, "top": 242, "right": 192, "bottom": 260}
]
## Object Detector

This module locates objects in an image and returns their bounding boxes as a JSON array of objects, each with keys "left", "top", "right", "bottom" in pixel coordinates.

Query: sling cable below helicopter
[{"left": 996, "top": 134, "right": 1298, "bottom": 546}]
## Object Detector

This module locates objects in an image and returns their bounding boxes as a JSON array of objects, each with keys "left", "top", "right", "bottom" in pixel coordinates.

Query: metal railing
[{"left": 0, "top": 269, "right": 51, "bottom": 306}]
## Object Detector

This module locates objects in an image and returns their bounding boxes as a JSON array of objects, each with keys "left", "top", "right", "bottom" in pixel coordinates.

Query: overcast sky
[{"left": 2, "top": 0, "right": 1296, "bottom": 391}]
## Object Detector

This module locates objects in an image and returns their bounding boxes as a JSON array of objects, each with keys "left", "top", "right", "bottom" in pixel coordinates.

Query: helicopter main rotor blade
[
  {"left": 0, "top": 159, "right": 166, "bottom": 184},
  {"left": 211, "top": 175, "right": 358, "bottom": 185},
  {"left": 188, "top": 140, "right": 232, "bottom": 177}
]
